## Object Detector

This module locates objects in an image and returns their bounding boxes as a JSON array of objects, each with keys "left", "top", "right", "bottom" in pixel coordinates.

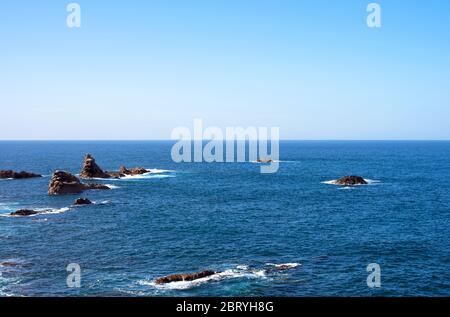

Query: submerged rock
[
  {"left": 0, "top": 170, "right": 42, "bottom": 179},
  {"left": 334, "top": 175, "right": 368, "bottom": 186},
  {"left": 73, "top": 198, "right": 92, "bottom": 205},
  {"left": 80, "top": 154, "right": 111, "bottom": 179},
  {"left": 10, "top": 209, "right": 41, "bottom": 216},
  {"left": 155, "top": 270, "right": 216, "bottom": 284},
  {"left": 48, "top": 170, "right": 110, "bottom": 195},
  {"left": 0, "top": 261, "right": 20, "bottom": 267},
  {"left": 256, "top": 158, "right": 273, "bottom": 163}
]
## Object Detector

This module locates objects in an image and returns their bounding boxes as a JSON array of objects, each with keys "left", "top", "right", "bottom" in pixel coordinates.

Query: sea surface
[{"left": 0, "top": 141, "right": 449, "bottom": 296}]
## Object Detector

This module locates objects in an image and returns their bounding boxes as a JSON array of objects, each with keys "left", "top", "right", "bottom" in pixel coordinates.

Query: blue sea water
[{"left": 0, "top": 141, "right": 449, "bottom": 296}]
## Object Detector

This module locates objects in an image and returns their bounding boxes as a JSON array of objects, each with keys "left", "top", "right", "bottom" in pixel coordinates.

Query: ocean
[{"left": 0, "top": 141, "right": 449, "bottom": 296}]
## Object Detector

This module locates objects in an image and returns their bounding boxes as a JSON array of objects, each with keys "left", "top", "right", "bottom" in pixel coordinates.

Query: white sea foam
[
  {"left": 265, "top": 262, "right": 300, "bottom": 269},
  {"left": 36, "top": 207, "right": 70, "bottom": 215},
  {"left": 95, "top": 200, "right": 110, "bottom": 205},
  {"left": 93, "top": 169, "right": 176, "bottom": 181},
  {"left": 119, "top": 173, "right": 175, "bottom": 180},
  {"left": 105, "top": 184, "right": 120, "bottom": 189},
  {"left": 146, "top": 169, "right": 175, "bottom": 174}
]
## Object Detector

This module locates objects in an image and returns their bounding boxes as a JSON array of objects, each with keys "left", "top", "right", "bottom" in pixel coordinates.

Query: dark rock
[
  {"left": 105, "top": 171, "right": 123, "bottom": 178},
  {"left": 10, "top": 209, "right": 40, "bottom": 216},
  {"left": 155, "top": 270, "right": 216, "bottom": 284},
  {"left": 0, "top": 170, "right": 42, "bottom": 179},
  {"left": 80, "top": 154, "right": 111, "bottom": 179},
  {"left": 256, "top": 159, "right": 273, "bottom": 163},
  {"left": 335, "top": 175, "right": 368, "bottom": 186},
  {"left": 48, "top": 170, "right": 110, "bottom": 195},
  {"left": 83, "top": 184, "right": 110, "bottom": 190},
  {"left": 73, "top": 198, "right": 92, "bottom": 205},
  {"left": 79, "top": 154, "right": 148, "bottom": 179},
  {"left": 48, "top": 171, "right": 85, "bottom": 195},
  {"left": 119, "top": 166, "right": 148, "bottom": 175}
]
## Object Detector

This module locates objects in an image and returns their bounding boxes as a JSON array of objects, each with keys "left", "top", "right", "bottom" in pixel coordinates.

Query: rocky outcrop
[
  {"left": 48, "top": 171, "right": 110, "bottom": 195},
  {"left": 335, "top": 176, "right": 368, "bottom": 186},
  {"left": 155, "top": 270, "right": 216, "bottom": 284},
  {"left": 79, "top": 154, "right": 149, "bottom": 179},
  {"left": 10, "top": 209, "right": 41, "bottom": 216},
  {"left": 73, "top": 198, "right": 92, "bottom": 205},
  {"left": 79, "top": 154, "right": 111, "bottom": 179},
  {"left": 0, "top": 170, "right": 42, "bottom": 179},
  {"left": 119, "top": 166, "right": 148, "bottom": 176},
  {"left": 48, "top": 171, "right": 85, "bottom": 195}
]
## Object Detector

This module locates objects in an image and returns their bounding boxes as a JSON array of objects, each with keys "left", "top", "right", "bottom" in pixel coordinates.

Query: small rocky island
[
  {"left": 73, "top": 198, "right": 92, "bottom": 205},
  {"left": 48, "top": 170, "right": 110, "bottom": 195},
  {"left": 0, "top": 170, "right": 42, "bottom": 179},
  {"left": 10, "top": 209, "right": 42, "bottom": 217},
  {"left": 155, "top": 270, "right": 216, "bottom": 284},
  {"left": 334, "top": 175, "right": 368, "bottom": 186},
  {"left": 80, "top": 154, "right": 149, "bottom": 179}
]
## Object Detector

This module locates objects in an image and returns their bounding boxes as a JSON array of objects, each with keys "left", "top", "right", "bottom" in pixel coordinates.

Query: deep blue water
[{"left": 0, "top": 141, "right": 449, "bottom": 296}]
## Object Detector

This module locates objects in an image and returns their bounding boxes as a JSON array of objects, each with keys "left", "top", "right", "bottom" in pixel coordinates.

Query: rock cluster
[
  {"left": 48, "top": 171, "right": 110, "bottom": 195},
  {"left": 79, "top": 154, "right": 149, "bottom": 179},
  {"left": 0, "top": 170, "right": 41, "bottom": 179}
]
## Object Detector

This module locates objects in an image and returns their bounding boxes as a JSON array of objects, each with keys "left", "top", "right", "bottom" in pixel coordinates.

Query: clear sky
[{"left": 1, "top": 0, "right": 449, "bottom": 140}]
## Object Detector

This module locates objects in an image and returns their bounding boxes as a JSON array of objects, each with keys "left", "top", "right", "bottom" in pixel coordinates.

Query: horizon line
[{"left": 0, "top": 139, "right": 450, "bottom": 142}]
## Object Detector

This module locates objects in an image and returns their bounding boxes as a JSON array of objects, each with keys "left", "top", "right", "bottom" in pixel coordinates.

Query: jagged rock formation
[
  {"left": 48, "top": 170, "right": 110, "bottom": 195},
  {"left": 79, "top": 154, "right": 149, "bottom": 179},
  {"left": 79, "top": 154, "right": 111, "bottom": 179},
  {"left": 0, "top": 170, "right": 41, "bottom": 179},
  {"left": 334, "top": 175, "right": 368, "bottom": 186}
]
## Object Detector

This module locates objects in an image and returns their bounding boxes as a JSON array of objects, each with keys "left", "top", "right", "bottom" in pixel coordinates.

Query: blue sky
[{"left": 1, "top": 0, "right": 449, "bottom": 140}]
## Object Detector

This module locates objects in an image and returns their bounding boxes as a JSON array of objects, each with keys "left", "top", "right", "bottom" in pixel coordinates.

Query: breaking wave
[
  {"left": 104, "top": 184, "right": 120, "bottom": 189},
  {"left": 140, "top": 262, "right": 300, "bottom": 291},
  {"left": 265, "top": 262, "right": 300, "bottom": 269}
]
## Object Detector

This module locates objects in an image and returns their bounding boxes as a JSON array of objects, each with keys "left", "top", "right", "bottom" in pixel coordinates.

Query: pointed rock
[
  {"left": 79, "top": 154, "right": 111, "bottom": 179},
  {"left": 0, "top": 170, "right": 42, "bottom": 179}
]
